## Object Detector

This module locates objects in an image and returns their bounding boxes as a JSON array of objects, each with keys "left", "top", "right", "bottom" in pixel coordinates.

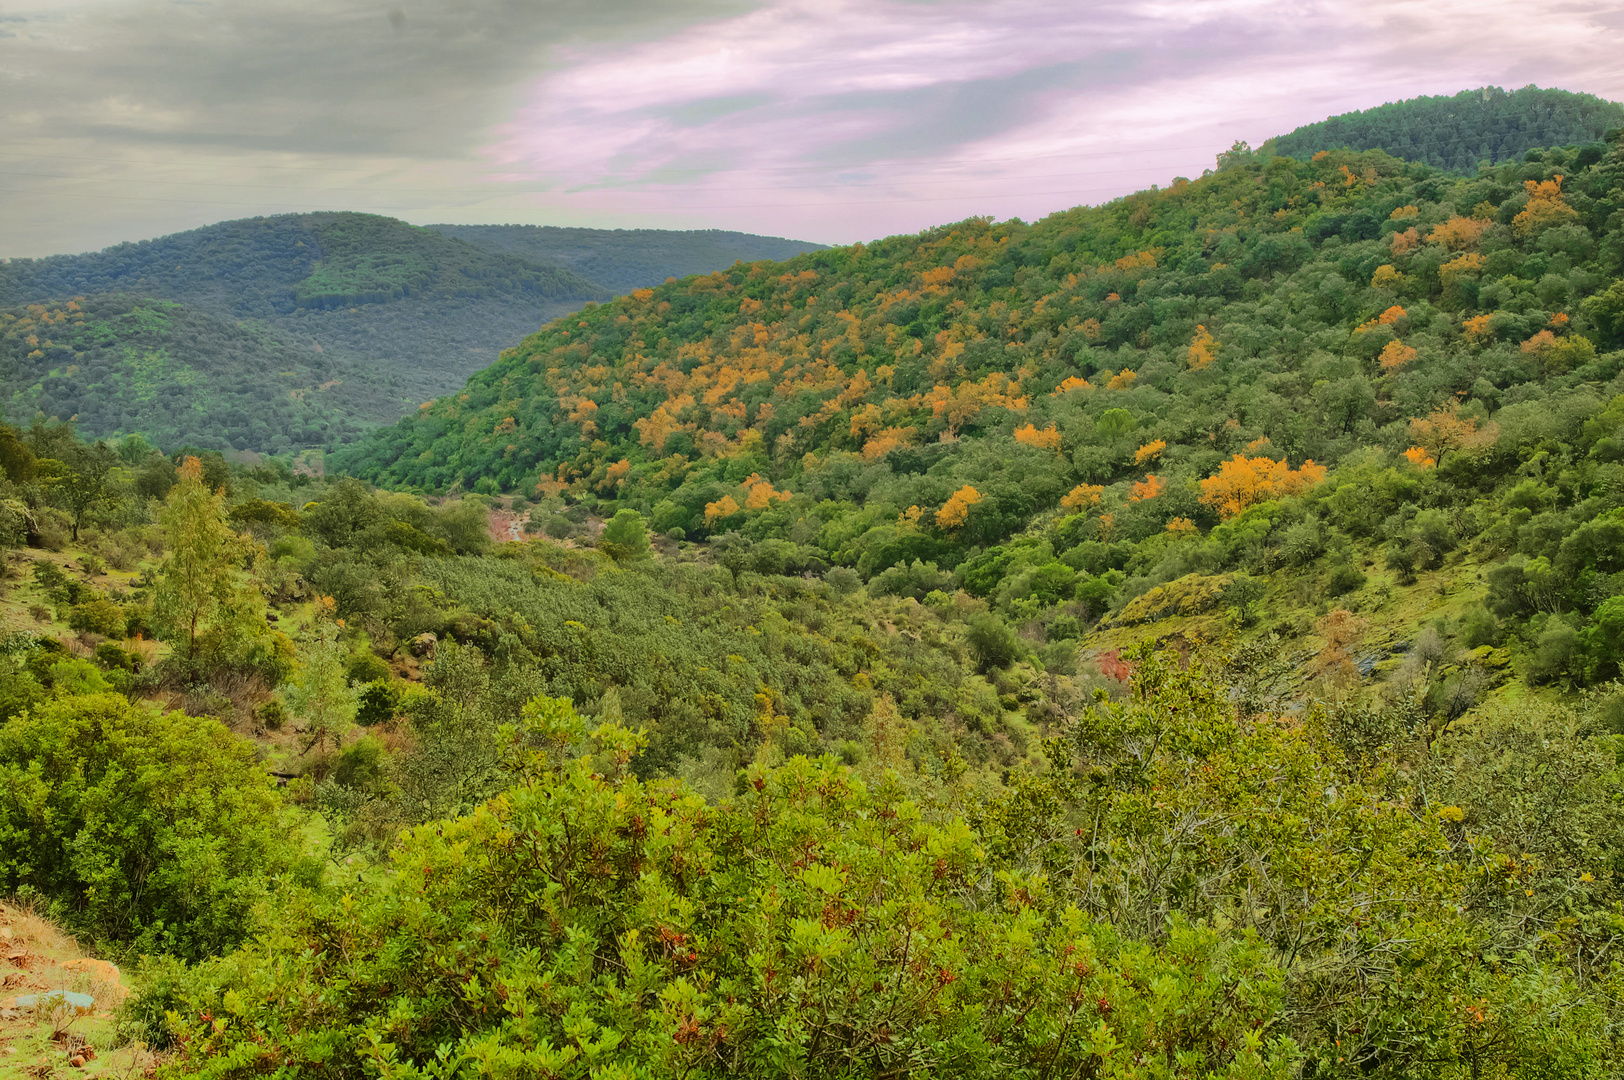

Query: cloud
[
  {"left": 482, "top": 0, "right": 1624, "bottom": 242},
  {"left": 0, "top": 0, "right": 743, "bottom": 156},
  {"left": 0, "top": 0, "right": 1621, "bottom": 256}
]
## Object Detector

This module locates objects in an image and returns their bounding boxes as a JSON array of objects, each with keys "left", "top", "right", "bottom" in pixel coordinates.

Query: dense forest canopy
[
  {"left": 1268, "top": 85, "right": 1624, "bottom": 173},
  {"left": 335, "top": 134, "right": 1624, "bottom": 691},
  {"left": 0, "top": 213, "right": 607, "bottom": 404},
  {"left": 426, "top": 224, "right": 829, "bottom": 297},
  {"left": 0, "top": 213, "right": 604, "bottom": 320}
]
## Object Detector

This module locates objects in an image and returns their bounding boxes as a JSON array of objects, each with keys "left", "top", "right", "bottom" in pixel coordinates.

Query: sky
[{"left": 2, "top": 0, "right": 1623, "bottom": 257}]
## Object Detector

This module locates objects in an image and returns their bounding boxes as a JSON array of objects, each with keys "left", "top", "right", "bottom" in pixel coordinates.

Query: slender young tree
[
  {"left": 154, "top": 456, "right": 263, "bottom": 663},
  {"left": 283, "top": 601, "right": 355, "bottom": 754}
]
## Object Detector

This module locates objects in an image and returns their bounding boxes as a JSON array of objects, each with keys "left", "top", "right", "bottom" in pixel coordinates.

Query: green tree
[
  {"left": 302, "top": 477, "right": 383, "bottom": 548},
  {"left": 38, "top": 441, "right": 118, "bottom": 541},
  {"left": 281, "top": 611, "right": 356, "bottom": 754},
  {"left": 0, "top": 692, "right": 292, "bottom": 959},
  {"left": 152, "top": 456, "right": 268, "bottom": 667},
  {"left": 965, "top": 611, "right": 1020, "bottom": 673},
  {"left": 600, "top": 508, "right": 651, "bottom": 563},
  {"left": 0, "top": 424, "right": 36, "bottom": 484}
]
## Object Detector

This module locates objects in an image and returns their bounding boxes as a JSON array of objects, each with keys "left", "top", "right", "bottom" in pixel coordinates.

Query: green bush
[
  {"left": 345, "top": 650, "right": 393, "bottom": 685},
  {"left": 93, "top": 641, "right": 136, "bottom": 672},
  {"left": 0, "top": 693, "right": 294, "bottom": 958},
  {"left": 67, "top": 597, "right": 126, "bottom": 638},
  {"left": 965, "top": 612, "right": 1019, "bottom": 673},
  {"left": 355, "top": 679, "right": 402, "bottom": 727},
  {"left": 600, "top": 508, "right": 651, "bottom": 563},
  {"left": 255, "top": 698, "right": 287, "bottom": 731}
]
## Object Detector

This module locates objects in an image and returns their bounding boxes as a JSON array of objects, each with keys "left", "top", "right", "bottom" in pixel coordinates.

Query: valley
[{"left": 0, "top": 85, "right": 1621, "bottom": 1079}]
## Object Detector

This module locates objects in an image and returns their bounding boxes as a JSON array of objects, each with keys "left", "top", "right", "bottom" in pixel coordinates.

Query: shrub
[
  {"left": 1459, "top": 605, "right": 1501, "bottom": 648},
  {"left": 331, "top": 734, "right": 390, "bottom": 794},
  {"left": 1324, "top": 561, "right": 1367, "bottom": 596},
  {"left": 600, "top": 509, "right": 651, "bottom": 563},
  {"left": 355, "top": 679, "right": 402, "bottom": 727},
  {"left": 255, "top": 698, "right": 287, "bottom": 731},
  {"left": 94, "top": 641, "right": 136, "bottom": 672},
  {"left": 0, "top": 693, "right": 293, "bottom": 958},
  {"left": 345, "top": 650, "right": 392, "bottom": 685},
  {"left": 965, "top": 612, "right": 1020, "bottom": 673},
  {"left": 68, "top": 597, "right": 125, "bottom": 638}
]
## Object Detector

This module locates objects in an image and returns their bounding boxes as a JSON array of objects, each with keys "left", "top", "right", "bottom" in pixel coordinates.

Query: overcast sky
[{"left": 2, "top": 0, "right": 1623, "bottom": 257}]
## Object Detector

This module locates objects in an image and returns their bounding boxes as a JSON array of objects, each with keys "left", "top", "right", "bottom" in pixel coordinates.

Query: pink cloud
[{"left": 483, "top": 0, "right": 1624, "bottom": 242}]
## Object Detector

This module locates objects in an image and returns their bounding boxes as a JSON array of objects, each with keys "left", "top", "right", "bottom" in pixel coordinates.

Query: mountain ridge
[
  {"left": 0, "top": 213, "right": 827, "bottom": 451},
  {"left": 1266, "top": 84, "right": 1624, "bottom": 173}
]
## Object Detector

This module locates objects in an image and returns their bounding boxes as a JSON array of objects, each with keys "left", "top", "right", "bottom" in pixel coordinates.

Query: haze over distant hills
[
  {"left": 425, "top": 226, "right": 827, "bottom": 296},
  {"left": 0, "top": 214, "right": 824, "bottom": 452}
]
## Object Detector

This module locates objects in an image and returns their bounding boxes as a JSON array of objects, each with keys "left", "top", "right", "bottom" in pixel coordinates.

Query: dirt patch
[
  {"left": 0, "top": 902, "right": 155, "bottom": 1077},
  {"left": 486, "top": 508, "right": 526, "bottom": 545}
]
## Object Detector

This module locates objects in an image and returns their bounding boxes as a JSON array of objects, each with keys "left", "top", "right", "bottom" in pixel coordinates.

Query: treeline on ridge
[{"left": 1269, "top": 85, "right": 1624, "bottom": 174}]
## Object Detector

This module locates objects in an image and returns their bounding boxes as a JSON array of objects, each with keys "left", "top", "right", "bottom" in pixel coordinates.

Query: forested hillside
[
  {"left": 0, "top": 216, "right": 828, "bottom": 451},
  {"left": 0, "top": 294, "right": 406, "bottom": 451},
  {"left": 428, "top": 224, "right": 828, "bottom": 295},
  {"left": 1269, "top": 85, "right": 1624, "bottom": 172},
  {"left": 338, "top": 134, "right": 1624, "bottom": 696},
  {"left": 2, "top": 102, "right": 1624, "bottom": 1080},
  {"left": 0, "top": 213, "right": 608, "bottom": 406}
]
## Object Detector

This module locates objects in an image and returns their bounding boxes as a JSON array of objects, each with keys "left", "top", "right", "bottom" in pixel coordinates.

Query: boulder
[{"left": 5, "top": 989, "right": 95, "bottom": 1015}]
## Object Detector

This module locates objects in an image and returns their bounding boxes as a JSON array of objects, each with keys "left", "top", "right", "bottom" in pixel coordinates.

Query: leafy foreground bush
[
  {"left": 0, "top": 693, "right": 295, "bottom": 960},
  {"left": 152, "top": 659, "right": 1619, "bottom": 1079}
]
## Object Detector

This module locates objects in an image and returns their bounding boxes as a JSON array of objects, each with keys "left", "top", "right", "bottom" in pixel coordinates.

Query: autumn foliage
[
  {"left": 1060, "top": 483, "right": 1103, "bottom": 511},
  {"left": 1408, "top": 402, "right": 1494, "bottom": 465},
  {"left": 1199, "top": 455, "right": 1327, "bottom": 518},
  {"left": 1129, "top": 474, "right": 1163, "bottom": 502},
  {"left": 1378, "top": 340, "right": 1418, "bottom": 372},
  {"left": 1185, "top": 325, "right": 1217, "bottom": 370},
  {"left": 1133, "top": 439, "right": 1166, "bottom": 464},
  {"left": 1429, "top": 215, "right": 1491, "bottom": 251},
  {"left": 1513, "top": 176, "right": 1579, "bottom": 235},
  {"left": 1403, "top": 446, "right": 1436, "bottom": 469},
  {"left": 1013, "top": 424, "right": 1063, "bottom": 453},
  {"left": 936, "top": 485, "right": 982, "bottom": 529}
]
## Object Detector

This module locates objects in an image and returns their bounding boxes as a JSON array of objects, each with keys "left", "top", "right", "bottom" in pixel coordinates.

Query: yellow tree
[
  {"left": 1199, "top": 455, "right": 1327, "bottom": 519},
  {"left": 1061, "top": 483, "right": 1103, "bottom": 511},
  {"left": 1513, "top": 177, "right": 1579, "bottom": 236},
  {"left": 1409, "top": 402, "right": 1493, "bottom": 467},
  {"left": 1186, "top": 325, "right": 1217, "bottom": 370},
  {"left": 937, "top": 485, "right": 982, "bottom": 529}
]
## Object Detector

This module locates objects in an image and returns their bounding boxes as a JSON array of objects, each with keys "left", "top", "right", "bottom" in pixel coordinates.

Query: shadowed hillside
[{"left": 427, "top": 224, "right": 828, "bottom": 296}]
